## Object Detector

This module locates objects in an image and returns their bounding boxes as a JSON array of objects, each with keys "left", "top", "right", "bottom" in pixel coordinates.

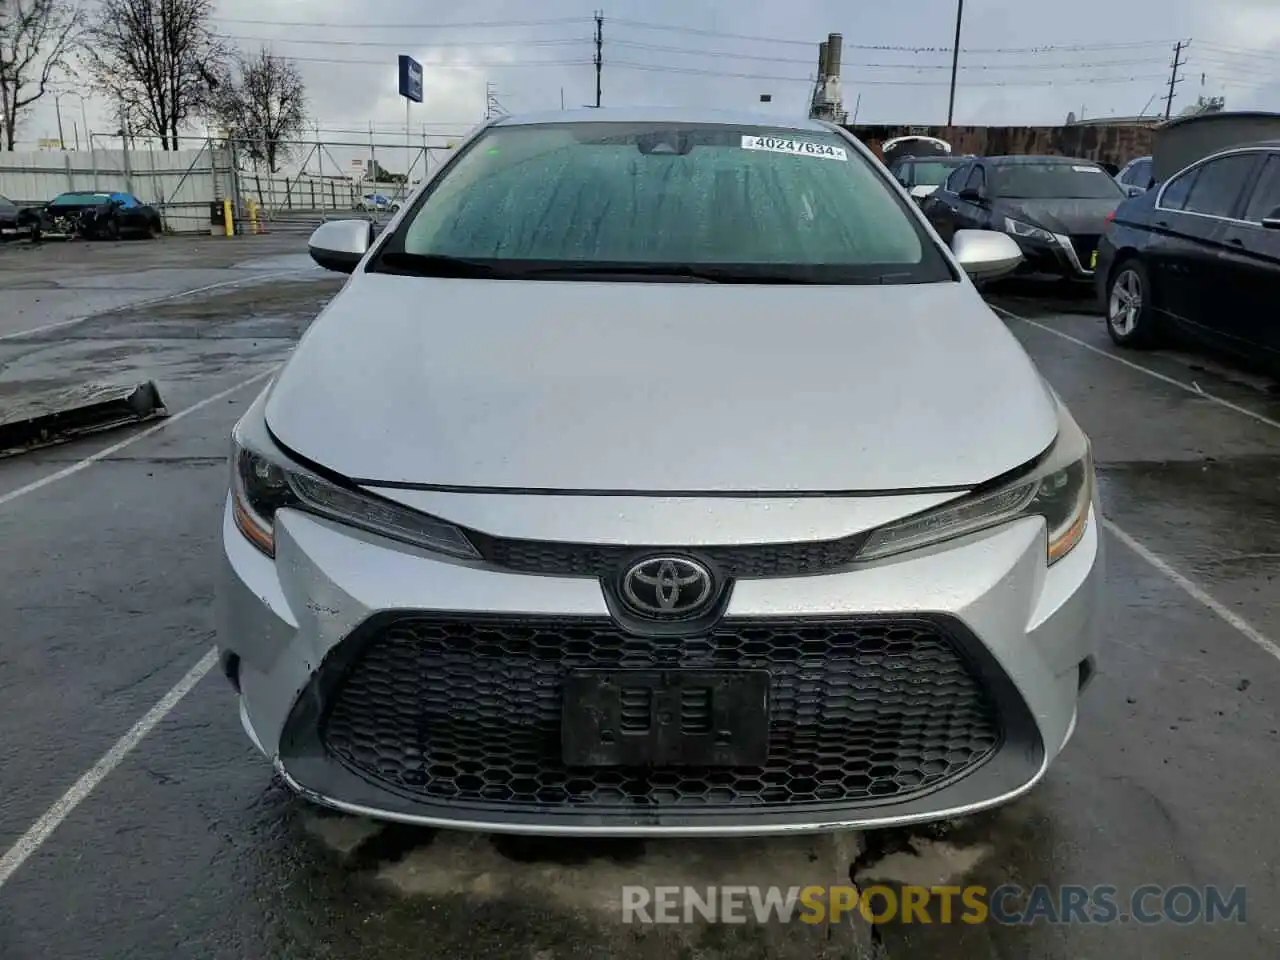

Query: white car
[
  {"left": 219, "top": 107, "right": 1102, "bottom": 837},
  {"left": 356, "top": 194, "right": 400, "bottom": 213}
]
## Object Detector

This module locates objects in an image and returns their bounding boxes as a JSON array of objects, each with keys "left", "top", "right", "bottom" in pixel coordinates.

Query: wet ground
[{"left": 0, "top": 242, "right": 1278, "bottom": 958}]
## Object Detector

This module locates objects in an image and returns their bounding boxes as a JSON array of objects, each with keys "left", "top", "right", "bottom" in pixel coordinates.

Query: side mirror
[
  {"left": 308, "top": 219, "right": 375, "bottom": 273},
  {"left": 951, "top": 229, "right": 1023, "bottom": 282},
  {"left": 958, "top": 186, "right": 986, "bottom": 204},
  {"left": 1262, "top": 205, "right": 1280, "bottom": 230}
]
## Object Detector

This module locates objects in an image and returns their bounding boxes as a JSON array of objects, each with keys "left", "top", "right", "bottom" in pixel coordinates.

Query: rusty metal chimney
[
  {"left": 826, "top": 33, "right": 844, "bottom": 78},
  {"left": 818, "top": 41, "right": 829, "bottom": 77}
]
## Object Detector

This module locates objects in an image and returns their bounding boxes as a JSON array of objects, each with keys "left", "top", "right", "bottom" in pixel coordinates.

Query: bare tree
[
  {"left": 213, "top": 47, "right": 306, "bottom": 172},
  {"left": 81, "top": 0, "right": 228, "bottom": 149},
  {"left": 0, "top": 0, "right": 84, "bottom": 150}
]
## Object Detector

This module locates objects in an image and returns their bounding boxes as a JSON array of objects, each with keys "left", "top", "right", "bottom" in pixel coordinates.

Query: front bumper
[
  {"left": 1010, "top": 232, "right": 1099, "bottom": 281},
  {"left": 219, "top": 473, "right": 1103, "bottom": 836}
]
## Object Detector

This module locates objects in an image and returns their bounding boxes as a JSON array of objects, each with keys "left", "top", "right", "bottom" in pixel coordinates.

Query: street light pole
[{"left": 946, "top": 0, "right": 964, "bottom": 126}]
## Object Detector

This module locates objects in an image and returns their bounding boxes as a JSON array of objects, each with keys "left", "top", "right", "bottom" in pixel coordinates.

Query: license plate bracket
[{"left": 561, "top": 670, "right": 770, "bottom": 767}]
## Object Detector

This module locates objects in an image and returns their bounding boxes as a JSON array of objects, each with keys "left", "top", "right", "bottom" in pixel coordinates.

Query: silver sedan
[{"left": 218, "top": 107, "right": 1102, "bottom": 837}]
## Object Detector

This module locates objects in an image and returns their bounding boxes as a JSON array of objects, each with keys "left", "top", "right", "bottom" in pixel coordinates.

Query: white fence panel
[{"left": 0, "top": 145, "right": 234, "bottom": 234}]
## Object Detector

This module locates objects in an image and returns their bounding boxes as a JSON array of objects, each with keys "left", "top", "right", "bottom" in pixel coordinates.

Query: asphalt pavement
[{"left": 0, "top": 241, "right": 1278, "bottom": 959}]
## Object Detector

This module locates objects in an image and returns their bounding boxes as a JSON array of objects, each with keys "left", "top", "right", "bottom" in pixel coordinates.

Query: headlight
[
  {"left": 859, "top": 404, "right": 1093, "bottom": 565},
  {"left": 230, "top": 432, "right": 480, "bottom": 561},
  {"left": 1003, "top": 217, "right": 1057, "bottom": 244}
]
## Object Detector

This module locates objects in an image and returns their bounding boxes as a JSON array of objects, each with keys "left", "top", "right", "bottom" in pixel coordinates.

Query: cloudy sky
[{"left": 15, "top": 0, "right": 1280, "bottom": 150}]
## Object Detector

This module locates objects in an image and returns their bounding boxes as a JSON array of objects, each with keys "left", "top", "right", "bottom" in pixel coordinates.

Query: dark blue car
[{"left": 1095, "top": 141, "right": 1280, "bottom": 371}]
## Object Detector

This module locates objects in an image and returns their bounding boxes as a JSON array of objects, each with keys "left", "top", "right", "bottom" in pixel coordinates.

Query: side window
[
  {"left": 1159, "top": 167, "right": 1199, "bottom": 210},
  {"left": 1134, "top": 159, "right": 1153, "bottom": 187},
  {"left": 1181, "top": 153, "right": 1259, "bottom": 217},
  {"left": 962, "top": 165, "right": 985, "bottom": 193},
  {"left": 1242, "top": 154, "right": 1280, "bottom": 222},
  {"left": 942, "top": 164, "right": 969, "bottom": 194}
]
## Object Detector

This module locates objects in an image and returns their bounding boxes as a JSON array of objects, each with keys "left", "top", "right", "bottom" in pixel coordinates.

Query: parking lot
[{"left": 0, "top": 236, "right": 1278, "bottom": 959}]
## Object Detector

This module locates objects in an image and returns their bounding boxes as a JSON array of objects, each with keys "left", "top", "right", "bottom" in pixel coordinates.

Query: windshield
[
  {"left": 50, "top": 193, "right": 109, "bottom": 207},
  {"left": 993, "top": 163, "right": 1126, "bottom": 200},
  {"left": 371, "top": 121, "right": 952, "bottom": 284},
  {"left": 908, "top": 160, "right": 964, "bottom": 186}
]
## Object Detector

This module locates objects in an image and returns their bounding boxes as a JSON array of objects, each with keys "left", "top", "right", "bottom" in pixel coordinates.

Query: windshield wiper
[
  {"left": 518, "top": 263, "right": 825, "bottom": 284},
  {"left": 374, "top": 251, "right": 510, "bottom": 279}
]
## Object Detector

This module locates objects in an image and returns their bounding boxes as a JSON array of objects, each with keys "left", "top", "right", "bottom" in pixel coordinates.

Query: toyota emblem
[{"left": 620, "top": 556, "right": 715, "bottom": 619}]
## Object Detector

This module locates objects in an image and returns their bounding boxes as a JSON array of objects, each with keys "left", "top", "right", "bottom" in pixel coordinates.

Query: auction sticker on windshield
[{"left": 741, "top": 135, "right": 848, "bottom": 161}]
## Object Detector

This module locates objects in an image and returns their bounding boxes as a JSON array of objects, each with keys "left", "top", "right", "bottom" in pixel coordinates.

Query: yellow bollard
[
  {"left": 223, "top": 198, "right": 234, "bottom": 237},
  {"left": 248, "top": 200, "right": 260, "bottom": 235}
]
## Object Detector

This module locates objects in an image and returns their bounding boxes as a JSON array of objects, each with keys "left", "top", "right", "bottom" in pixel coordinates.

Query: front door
[
  {"left": 1151, "top": 151, "right": 1259, "bottom": 335},
  {"left": 1221, "top": 152, "right": 1280, "bottom": 358}
]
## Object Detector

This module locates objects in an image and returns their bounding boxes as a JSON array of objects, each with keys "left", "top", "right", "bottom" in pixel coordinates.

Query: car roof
[
  {"left": 981, "top": 155, "right": 1106, "bottom": 165},
  {"left": 1216, "top": 139, "right": 1280, "bottom": 150},
  {"left": 489, "top": 106, "right": 834, "bottom": 132}
]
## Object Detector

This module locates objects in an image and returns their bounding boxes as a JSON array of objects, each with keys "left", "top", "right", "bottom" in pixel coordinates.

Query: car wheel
[
  {"left": 147, "top": 218, "right": 163, "bottom": 239},
  {"left": 1106, "top": 259, "right": 1158, "bottom": 347},
  {"left": 100, "top": 219, "right": 120, "bottom": 241}
]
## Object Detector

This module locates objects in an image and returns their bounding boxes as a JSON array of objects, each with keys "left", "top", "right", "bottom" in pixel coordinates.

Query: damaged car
[
  {"left": 38, "top": 190, "right": 164, "bottom": 240},
  {"left": 922, "top": 155, "right": 1125, "bottom": 281},
  {"left": 219, "top": 108, "right": 1102, "bottom": 838},
  {"left": 0, "top": 194, "right": 43, "bottom": 241}
]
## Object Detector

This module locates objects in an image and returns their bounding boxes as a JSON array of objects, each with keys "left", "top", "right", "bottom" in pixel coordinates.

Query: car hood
[
  {"left": 264, "top": 274, "right": 1060, "bottom": 493},
  {"left": 1000, "top": 197, "right": 1121, "bottom": 236}
]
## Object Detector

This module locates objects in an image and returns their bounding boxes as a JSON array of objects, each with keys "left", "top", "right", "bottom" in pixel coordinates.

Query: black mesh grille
[
  {"left": 319, "top": 615, "right": 1003, "bottom": 812},
  {"left": 465, "top": 530, "right": 870, "bottom": 579}
]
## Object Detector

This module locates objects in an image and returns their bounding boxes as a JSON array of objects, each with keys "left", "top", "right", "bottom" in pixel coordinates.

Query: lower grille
[
  {"left": 1070, "top": 234, "right": 1100, "bottom": 265},
  {"left": 319, "top": 615, "right": 1003, "bottom": 812}
]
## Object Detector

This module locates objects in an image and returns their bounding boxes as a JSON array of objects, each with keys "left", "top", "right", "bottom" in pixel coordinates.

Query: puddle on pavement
[
  {"left": 1098, "top": 455, "right": 1280, "bottom": 583},
  {"left": 287, "top": 805, "right": 873, "bottom": 959}
]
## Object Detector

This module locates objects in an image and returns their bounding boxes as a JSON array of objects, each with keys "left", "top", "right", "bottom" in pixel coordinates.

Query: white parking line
[
  {"left": 991, "top": 304, "right": 1280, "bottom": 433},
  {"left": 0, "top": 649, "right": 217, "bottom": 889},
  {"left": 0, "top": 367, "right": 275, "bottom": 891},
  {"left": 0, "top": 368, "right": 275, "bottom": 509},
  {"left": 0, "top": 269, "right": 306, "bottom": 342},
  {"left": 1104, "top": 518, "right": 1280, "bottom": 665}
]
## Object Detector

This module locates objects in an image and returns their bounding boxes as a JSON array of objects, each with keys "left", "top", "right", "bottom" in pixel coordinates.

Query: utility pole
[
  {"left": 594, "top": 11, "right": 603, "bottom": 108},
  {"left": 946, "top": 0, "right": 964, "bottom": 126},
  {"left": 55, "top": 95, "right": 66, "bottom": 150},
  {"left": 1163, "top": 40, "right": 1187, "bottom": 120}
]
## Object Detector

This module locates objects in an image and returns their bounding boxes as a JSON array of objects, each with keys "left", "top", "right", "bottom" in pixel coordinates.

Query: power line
[
  {"left": 222, "top": 27, "right": 1182, "bottom": 74},
  {"left": 604, "top": 39, "right": 1169, "bottom": 71},
  {"left": 218, "top": 34, "right": 594, "bottom": 49},
  {"left": 606, "top": 19, "right": 1184, "bottom": 55},
  {"left": 210, "top": 12, "right": 1187, "bottom": 57},
  {"left": 1190, "top": 41, "right": 1280, "bottom": 62},
  {"left": 264, "top": 54, "right": 594, "bottom": 68},
  {"left": 210, "top": 16, "right": 592, "bottom": 30},
  {"left": 606, "top": 60, "right": 1169, "bottom": 87}
]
